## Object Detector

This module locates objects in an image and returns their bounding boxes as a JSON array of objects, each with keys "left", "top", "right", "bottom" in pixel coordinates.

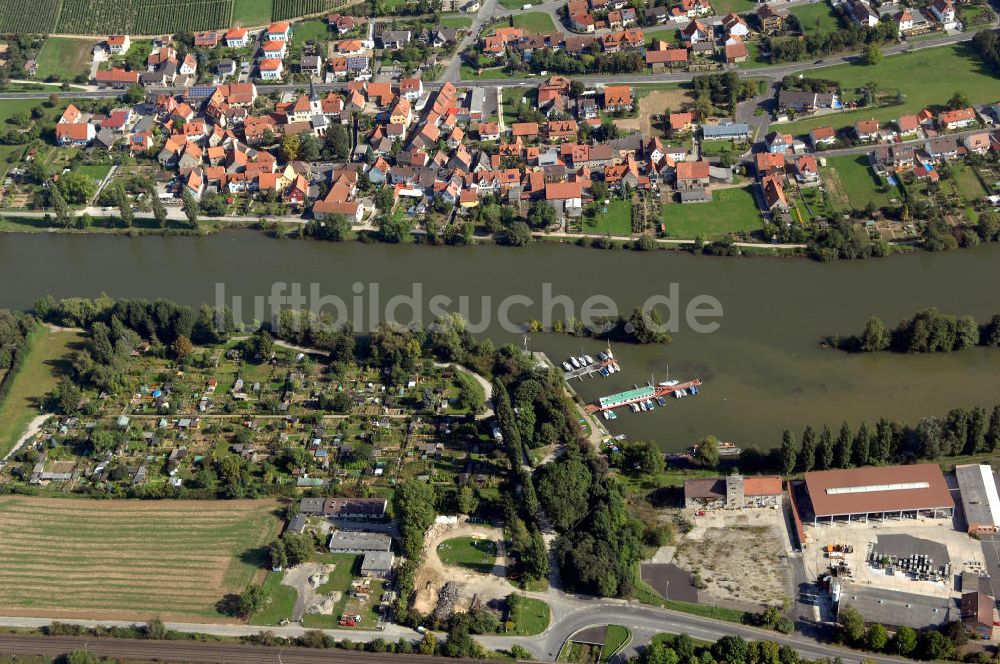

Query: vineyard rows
[
  {"left": 56, "top": 0, "right": 234, "bottom": 34},
  {"left": 272, "top": 0, "right": 353, "bottom": 20},
  {"left": 0, "top": 0, "right": 60, "bottom": 33}
]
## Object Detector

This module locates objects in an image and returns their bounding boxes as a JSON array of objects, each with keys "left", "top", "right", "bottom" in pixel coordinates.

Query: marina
[
  {"left": 562, "top": 349, "right": 621, "bottom": 381},
  {"left": 586, "top": 378, "right": 704, "bottom": 415}
]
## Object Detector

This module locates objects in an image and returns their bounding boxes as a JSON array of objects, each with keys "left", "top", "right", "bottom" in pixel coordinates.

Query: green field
[
  {"left": 0, "top": 496, "right": 281, "bottom": 620},
  {"left": 35, "top": 38, "right": 100, "bottom": 82},
  {"left": 821, "top": 155, "right": 901, "bottom": 211},
  {"left": 498, "top": 0, "right": 524, "bottom": 8},
  {"left": 440, "top": 15, "right": 473, "bottom": 28},
  {"left": 252, "top": 571, "right": 299, "bottom": 625},
  {"left": 663, "top": 186, "right": 761, "bottom": 238},
  {"left": 700, "top": 140, "right": 745, "bottom": 157},
  {"left": 0, "top": 327, "right": 82, "bottom": 460},
  {"left": 790, "top": 2, "right": 842, "bottom": 34},
  {"left": 232, "top": 0, "right": 273, "bottom": 24},
  {"left": 583, "top": 200, "right": 632, "bottom": 236},
  {"left": 73, "top": 164, "right": 113, "bottom": 184},
  {"left": 709, "top": 0, "right": 756, "bottom": 14},
  {"left": 294, "top": 18, "right": 328, "bottom": 43},
  {"left": 512, "top": 11, "right": 555, "bottom": 33},
  {"left": 951, "top": 162, "right": 989, "bottom": 201},
  {"left": 461, "top": 64, "right": 516, "bottom": 80},
  {"left": 437, "top": 536, "right": 497, "bottom": 574},
  {"left": 601, "top": 625, "right": 631, "bottom": 662},
  {"left": 780, "top": 44, "right": 999, "bottom": 135},
  {"left": 510, "top": 596, "right": 550, "bottom": 635}
]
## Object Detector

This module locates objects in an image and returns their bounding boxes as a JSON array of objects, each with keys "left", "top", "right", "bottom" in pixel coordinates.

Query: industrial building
[
  {"left": 836, "top": 582, "right": 957, "bottom": 629},
  {"left": 361, "top": 551, "right": 395, "bottom": 578},
  {"left": 803, "top": 464, "right": 954, "bottom": 524},
  {"left": 299, "top": 497, "right": 388, "bottom": 519},
  {"left": 684, "top": 473, "right": 783, "bottom": 510},
  {"left": 955, "top": 464, "right": 1000, "bottom": 534},
  {"left": 961, "top": 591, "right": 995, "bottom": 639}
]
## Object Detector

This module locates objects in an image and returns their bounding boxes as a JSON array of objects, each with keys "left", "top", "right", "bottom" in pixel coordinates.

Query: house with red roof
[
  {"left": 106, "top": 35, "right": 130, "bottom": 55},
  {"left": 602, "top": 85, "right": 632, "bottom": 112},
  {"left": 267, "top": 22, "right": 292, "bottom": 41},
  {"left": 937, "top": 107, "right": 977, "bottom": 131},
  {"left": 225, "top": 28, "right": 249, "bottom": 48},
  {"left": 55, "top": 122, "right": 95, "bottom": 146}
]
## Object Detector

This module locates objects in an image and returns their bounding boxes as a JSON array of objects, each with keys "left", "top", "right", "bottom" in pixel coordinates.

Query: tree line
[
  {"left": 777, "top": 404, "right": 1000, "bottom": 475},
  {"left": 838, "top": 604, "right": 973, "bottom": 662},
  {"left": 835, "top": 308, "right": 1000, "bottom": 354}
]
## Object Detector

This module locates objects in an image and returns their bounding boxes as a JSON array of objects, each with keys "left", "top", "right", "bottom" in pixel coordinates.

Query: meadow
[
  {"left": 0, "top": 497, "right": 281, "bottom": 621},
  {"left": 663, "top": 186, "right": 762, "bottom": 239}
]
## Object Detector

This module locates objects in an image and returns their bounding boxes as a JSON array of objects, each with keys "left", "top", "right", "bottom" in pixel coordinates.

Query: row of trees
[
  {"left": 844, "top": 308, "right": 1000, "bottom": 354},
  {"left": 779, "top": 404, "right": 1000, "bottom": 474},
  {"left": 838, "top": 604, "right": 970, "bottom": 661}
]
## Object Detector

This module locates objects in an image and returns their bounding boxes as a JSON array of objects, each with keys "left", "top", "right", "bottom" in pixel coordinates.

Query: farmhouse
[
  {"left": 328, "top": 531, "right": 393, "bottom": 553},
  {"left": 684, "top": 473, "right": 783, "bottom": 509},
  {"left": 955, "top": 464, "right": 1000, "bottom": 534},
  {"left": 802, "top": 464, "right": 954, "bottom": 524}
]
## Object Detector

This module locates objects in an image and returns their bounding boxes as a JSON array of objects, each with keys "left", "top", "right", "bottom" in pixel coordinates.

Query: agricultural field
[
  {"left": 0, "top": 0, "right": 60, "bottom": 34},
  {"left": 662, "top": 186, "right": 762, "bottom": 239},
  {"left": 34, "top": 37, "right": 99, "bottom": 82},
  {"left": 820, "top": 155, "right": 901, "bottom": 211},
  {"left": 232, "top": 0, "right": 274, "bottom": 24},
  {"left": 272, "top": 0, "right": 347, "bottom": 21},
  {"left": 779, "top": 44, "right": 999, "bottom": 136},
  {"left": 0, "top": 496, "right": 281, "bottom": 621},
  {"left": 512, "top": 11, "right": 556, "bottom": 33},
  {"left": 790, "top": 2, "right": 843, "bottom": 35},
  {"left": 437, "top": 536, "right": 498, "bottom": 574},
  {"left": 0, "top": 327, "right": 82, "bottom": 461},
  {"left": 56, "top": 0, "right": 235, "bottom": 34}
]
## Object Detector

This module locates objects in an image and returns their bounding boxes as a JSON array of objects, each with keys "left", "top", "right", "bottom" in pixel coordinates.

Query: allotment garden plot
[{"left": 0, "top": 496, "right": 281, "bottom": 621}]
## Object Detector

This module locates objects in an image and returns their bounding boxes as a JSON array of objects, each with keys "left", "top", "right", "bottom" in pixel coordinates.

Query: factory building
[{"left": 803, "top": 464, "right": 954, "bottom": 525}]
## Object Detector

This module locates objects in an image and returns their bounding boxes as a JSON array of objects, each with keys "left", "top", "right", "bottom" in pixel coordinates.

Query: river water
[{"left": 4, "top": 231, "right": 1000, "bottom": 452}]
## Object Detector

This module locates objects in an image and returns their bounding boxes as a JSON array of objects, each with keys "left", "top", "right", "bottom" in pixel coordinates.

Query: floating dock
[
  {"left": 585, "top": 379, "right": 703, "bottom": 413},
  {"left": 563, "top": 358, "right": 619, "bottom": 381}
]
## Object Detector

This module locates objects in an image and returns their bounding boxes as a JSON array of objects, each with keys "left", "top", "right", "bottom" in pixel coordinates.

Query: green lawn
[
  {"left": 821, "top": 155, "right": 901, "bottom": 211},
  {"left": 583, "top": 199, "right": 632, "bottom": 236},
  {"left": 644, "top": 26, "right": 681, "bottom": 46},
  {"left": 73, "top": 164, "right": 112, "bottom": 183},
  {"left": 779, "top": 44, "right": 999, "bottom": 136},
  {"left": 789, "top": 2, "right": 842, "bottom": 35},
  {"left": 601, "top": 625, "right": 630, "bottom": 662},
  {"left": 700, "top": 139, "right": 745, "bottom": 156},
  {"left": 232, "top": 0, "right": 274, "bottom": 25},
  {"left": 498, "top": 0, "right": 525, "bottom": 8},
  {"left": 951, "top": 162, "right": 988, "bottom": 201},
  {"left": 510, "top": 596, "right": 550, "bottom": 635},
  {"left": 294, "top": 19, "right": 328, "bottom": 44},
  {"left": 437, "top": 536, "right": 497, "bottom": 574},
  {"left": 35, "top": 37, "right": 99, "bottom": 82},
  {"left": 440, "top": 15, "right": 472, "bottom": 28},
  {"left": 0, "top": 327, "right": 83, "bottom": 460},
  {"left": 709, "top": 0, "right": 756, "bottom": 13},
  {"left": 512, "top": 11, "right": 555, "bottom": 33},
  {"left": 252, "top": 571, "right": 299, "bottom": 625},
  {"left": 461, "top": 64, "right": 516, "bottom": 80},
  {"left": 663, "top": 186, "right": 761, "bottom": 239}
]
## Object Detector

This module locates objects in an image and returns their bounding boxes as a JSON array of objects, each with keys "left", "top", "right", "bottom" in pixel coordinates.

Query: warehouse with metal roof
[
  {"left": 837, "top": 582, "right": 957, "bottom": 629},
  {"left": 803, "top": 464, "right": 954, "bottom": 524},
  {"left": 956, "top": 464, "right": 1000, "bottom": 534}
]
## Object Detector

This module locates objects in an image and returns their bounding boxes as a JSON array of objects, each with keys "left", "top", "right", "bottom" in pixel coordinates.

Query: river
[{"left": 4, "top": 231, "right": 1000, "bottom": 452}]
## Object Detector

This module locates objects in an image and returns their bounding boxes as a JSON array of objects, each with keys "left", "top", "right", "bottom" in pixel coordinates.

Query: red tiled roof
[{"left": 804, "top": 464, "right": 954, "bottom": 518}]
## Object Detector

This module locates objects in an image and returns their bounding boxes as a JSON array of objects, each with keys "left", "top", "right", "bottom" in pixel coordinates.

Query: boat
[
  {"left": 604, "top": 410, "right": 618, "bottom": 420},
  {"left": 612, "top": 362, "right": 621, "bottom": 372},
  {"left": 674, "top": 390, "right": 683, "bottom": 398},
  {"left": 689, "top": 385, "right": 699, "bottom": 395},
  {"left": 630, "top": 403, "right": 640, "bottom": 412},
  {"left": 646, "top": 399, "right": 655, "bottom": 409},
  {"left": 639, "top": 401, "right": 648, "bottom": 411},
  {"left": 599, "top": 367, "right": 610, "bottom": 377},
  {"left": 659, "top": 379, "right": 680, "bottom": 387},
  {"left": 584, "top": 355, "right": 595, "bottom": 365},
  {"left": 598, "top": 352, "right": 607, "bottom": 361},
  {"left": 606, "top": 349, "right": 614, "bottom": 360},
  {"left": 656, "top": 396, "right": 667, "bottom": 406},
  {"left": 562, "top": 361, "right": 573, "bottom": 372},
  {"left": 570, "top": 357, "right": 581, "bottom": 369}
]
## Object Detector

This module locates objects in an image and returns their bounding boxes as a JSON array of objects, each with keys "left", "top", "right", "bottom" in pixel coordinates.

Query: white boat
[
  {"left": 598, "top": 352, "right": 607, "bottom": 361},
  {"left": 630, "top": 403, "right": 640, "bottom": 412},
  {"left": 640, "top": 401, "right": 648, "bottom": 411},
  {"left": 584, "top": 355, "right": 595, "bottom": 365},
  {"left": 659, "top": 379, "right": 680, "bottom": 387},
  {"left": 562, "top": 361, "right": 573, "bottom": 372},
  {"left": 570, "top": 357, "right": 581, "bottom": 369},
  {"left": 612, "top": 362, "right": 620, "bottom": 372},
  {"left": 606, "top": 349, "right": 614, "bottom": 360}
]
